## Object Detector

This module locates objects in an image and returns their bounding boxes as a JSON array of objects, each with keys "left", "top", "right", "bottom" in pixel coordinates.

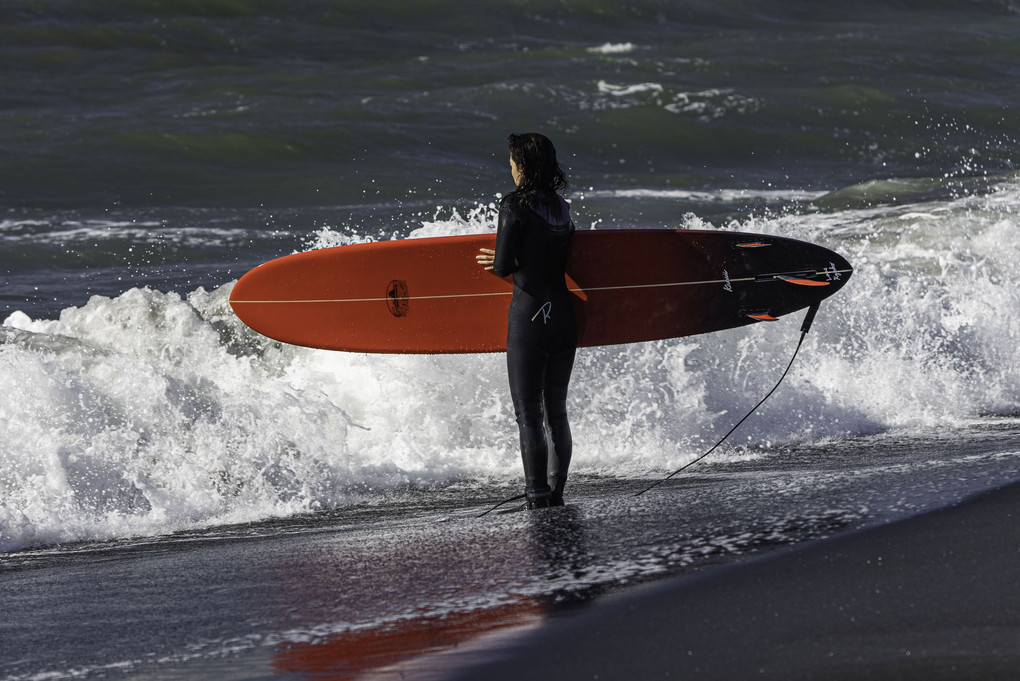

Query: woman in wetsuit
[{"left": 476, "top": 133, "right": 577, "bottom": 509}]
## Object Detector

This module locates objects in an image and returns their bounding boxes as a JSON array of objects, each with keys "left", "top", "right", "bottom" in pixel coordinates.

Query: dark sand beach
[{"left": 438, "top": 482, "right": 1020, "bottom": 681}]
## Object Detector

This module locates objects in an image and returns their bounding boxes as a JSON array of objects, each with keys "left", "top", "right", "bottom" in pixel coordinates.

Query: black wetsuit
[{"left": 492, "top": 191, "right": 577, "bottom": 507}]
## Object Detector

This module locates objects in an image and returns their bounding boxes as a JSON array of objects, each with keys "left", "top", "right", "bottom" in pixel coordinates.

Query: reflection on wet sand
[
  {"left": 272, "top": 508, "right": 592, "bottom": 679},
  {"left": 272, "top": 598, "right": 545, "bottom": 679}
]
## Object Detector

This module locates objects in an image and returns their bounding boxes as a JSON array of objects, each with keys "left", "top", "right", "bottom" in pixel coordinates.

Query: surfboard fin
[
  {"left": 735, "top": 241, "right": 772, "bottom": 249},
  {"left": 746, "top": 312, "right": 779, "bottom": 321}
]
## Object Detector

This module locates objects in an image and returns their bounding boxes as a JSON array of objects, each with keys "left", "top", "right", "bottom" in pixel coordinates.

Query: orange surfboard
[{"left": 229, "top": 229, "right": 852, "bottom": 353}]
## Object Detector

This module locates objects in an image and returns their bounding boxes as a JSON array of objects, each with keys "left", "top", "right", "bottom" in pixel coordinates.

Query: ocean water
[{"left": 1, "top": 2, "right": 1020, "bottom": 677}]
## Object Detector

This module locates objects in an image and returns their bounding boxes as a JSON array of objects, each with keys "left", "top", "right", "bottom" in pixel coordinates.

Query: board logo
[
  {"left": 386, "top": 280, "right": 410, "bottom": 317},
  {"left": 722, "top": 269, "right": 733, "bottom": 292}
]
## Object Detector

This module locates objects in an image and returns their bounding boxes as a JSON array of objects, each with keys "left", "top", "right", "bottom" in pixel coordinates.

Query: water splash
[{"left": 3, "top": 183, "right": 1019, "bottom": 551}]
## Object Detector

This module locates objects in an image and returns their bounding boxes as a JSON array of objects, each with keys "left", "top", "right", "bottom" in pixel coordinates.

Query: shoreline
[
  {"left": 6, "top": 472, "right": 1020, "bottom": 680},
  {"left": 431, "top": 480, "right": 1020, "bottom": 680}
]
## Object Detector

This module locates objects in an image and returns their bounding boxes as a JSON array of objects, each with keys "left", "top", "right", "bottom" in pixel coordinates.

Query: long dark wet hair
[{"left": 507, "top": 133, "right": 568, "bottom": 211}]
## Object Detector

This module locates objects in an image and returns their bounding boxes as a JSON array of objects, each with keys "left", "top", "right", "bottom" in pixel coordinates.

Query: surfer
[{"left": 477, "top": 133, "right": 577, "bottom": 509}]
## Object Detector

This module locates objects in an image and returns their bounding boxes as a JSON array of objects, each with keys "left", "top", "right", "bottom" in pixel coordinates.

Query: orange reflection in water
[{"left": 272, "top": 598, "right": 544, "bottom": 679}]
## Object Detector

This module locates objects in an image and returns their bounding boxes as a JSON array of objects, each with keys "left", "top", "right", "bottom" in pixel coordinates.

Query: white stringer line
[
  {"left": 231, "top": 290, "right": 514, "bottom": 305},
  {"left": 230, "top": 269, "right": 853, "bottom": 305}
]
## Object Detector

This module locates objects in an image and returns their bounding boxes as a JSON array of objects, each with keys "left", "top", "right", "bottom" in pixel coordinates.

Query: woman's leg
[
  {"left": 545, "top": 345, "right": 575, "bottom": 505},
  {"left": 507, "top": 342, "right": 552, "bottom": 506}
]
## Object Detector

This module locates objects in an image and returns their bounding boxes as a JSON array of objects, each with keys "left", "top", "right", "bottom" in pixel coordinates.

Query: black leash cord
[
  {"left": 478, "top": 493, "right": 527, "bottom": 518},
  {"left": 634, "top": 301, "right": 821, "bottom": 497}
]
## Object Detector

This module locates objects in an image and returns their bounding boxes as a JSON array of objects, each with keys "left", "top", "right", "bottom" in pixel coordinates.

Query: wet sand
[
  {"left": 438, "top": 482, "right": 1020, "bottom": 680},
  {"left": 6, "top": 459, "right": 1020, "bottom": 681}
]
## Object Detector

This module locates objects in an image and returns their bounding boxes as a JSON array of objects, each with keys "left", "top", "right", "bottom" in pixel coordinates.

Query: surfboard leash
[
  {"left": 478, "top": 493, "right": 528, "bottom": 517},
  {"left": 633, "top": 301, "right": 822, "bottom": 498}
]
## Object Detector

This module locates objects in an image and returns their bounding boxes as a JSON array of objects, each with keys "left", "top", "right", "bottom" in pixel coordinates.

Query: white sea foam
[
  {"left": 596, "top": 80, "right": 664, "bottom": 97},
  {"left": 591, "top": 81, "right": 759, "bottom": 120},
  {"left": 580, "top": 187, "right": 827, "bottom": 203},
  {"left": 2, "top": 182, "right": 1018, "bottom": 551},
  {"left": 304, "top": 203, "right": 500, "bottom": 250},
  {"left": 587, "top": 42, "right": 636, "bottom": 55}
]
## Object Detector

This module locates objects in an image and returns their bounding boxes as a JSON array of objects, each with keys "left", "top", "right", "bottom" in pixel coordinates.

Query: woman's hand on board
[{"left": 476, "top": 248, "right": 495, "bottom": 271}]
